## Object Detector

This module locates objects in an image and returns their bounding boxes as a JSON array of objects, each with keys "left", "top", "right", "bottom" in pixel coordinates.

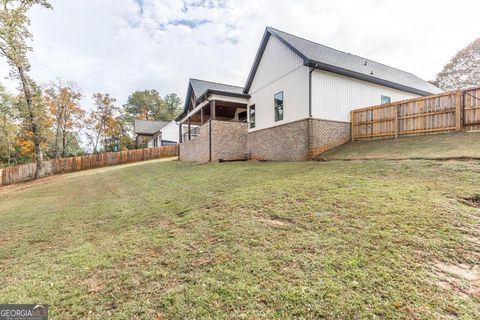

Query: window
[
  {"left": 274, "top": 91, "right": 284, "bottom": 121},
  {"left": 249, "top": 105, "right": 256, "bottom": 129},
  {"left": 381, "top": 95, "right": 391, "bottom": 105},
  {"left": 238, "top": 111, "right": 247, "bottom": 122}
]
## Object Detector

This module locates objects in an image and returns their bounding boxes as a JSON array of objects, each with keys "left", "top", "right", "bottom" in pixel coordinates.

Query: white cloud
[{"left": 1, "top": 0, "right": 479, "bottom": 109}]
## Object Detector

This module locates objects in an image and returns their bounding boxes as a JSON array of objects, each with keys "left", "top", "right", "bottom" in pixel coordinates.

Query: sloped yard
[
  {"left": 0, "top": 159, "right": 479, "bottom": 319},
  {"left": 319, "top": 131, "right": 480, "bottom": 161}
]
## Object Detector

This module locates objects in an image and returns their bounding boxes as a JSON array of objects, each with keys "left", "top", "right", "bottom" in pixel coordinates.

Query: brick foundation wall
[
  {"left": 247, "top": 118, "right": 350, "bottom": 161},
  {"left": 181, "top": 118, "right": 350, "bottom": 162},
  {"left": 308, "top": 119, "right": 351, "bottom": 158},
  {"left": 179, "top": 120, "right": 248, "bottom": 163},
  {"left": 247, "top": 120, "right": 310, "bottom": 161},
  {"left": 179, "top": 123, "right": 210, "bottom": 162},
  {"left": 211, "top": 121, "right": 248, "bottom": 161}
]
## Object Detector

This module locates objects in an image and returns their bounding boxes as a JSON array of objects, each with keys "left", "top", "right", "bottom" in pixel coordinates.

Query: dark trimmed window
[
  {"left": 274, "top": 91, "right": 284, "bottom": 121},
  {"left": 238, "top": 111, "right": 247, "bottom": 122},
  {"left": 381, "top": 95, "right": 391, "bottom": 105},
  {"left": 249, "top": 105, "right": 256, "bottom": 129}
]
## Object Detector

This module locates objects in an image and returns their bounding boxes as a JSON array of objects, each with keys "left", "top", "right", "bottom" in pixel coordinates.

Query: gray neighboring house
[
  {"left": 177, "top": 27, "right": 442, "bottom": 162},
  {"left": 134, "top": 119, "right": 170, "bottom": 148}
]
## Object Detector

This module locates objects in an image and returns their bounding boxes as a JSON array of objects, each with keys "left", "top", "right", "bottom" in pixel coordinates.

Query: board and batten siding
[
  {"left": 161, "top": 121, "right": 179, "bottom": 143},
  {"left": 248, "top": 36, "right": 309, "bottom": 131},
  {"left": 311, "top": 70, "right": 420, "bottom": 122}
]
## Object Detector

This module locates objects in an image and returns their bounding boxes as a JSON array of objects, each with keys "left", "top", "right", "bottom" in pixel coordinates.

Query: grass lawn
[
  {"left": 320, "top": 131, "right": 480, "bottom": 161},
  {"left": 0, "top": 159, "right": 479, "bottom": 319}
]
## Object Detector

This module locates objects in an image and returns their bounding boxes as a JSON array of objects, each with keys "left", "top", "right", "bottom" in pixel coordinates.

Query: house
[
  {"left": 134, "top": 119, "right": 180, "bottom": 148},
  {"left": 177, "top": 27, "right": 442, "bottom": 162}
]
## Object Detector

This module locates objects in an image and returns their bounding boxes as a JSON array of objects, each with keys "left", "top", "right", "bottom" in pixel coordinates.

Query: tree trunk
[
  {"left": 62, "top": 131, "right": 66, "bottom": 158},
  {"left": 18, "top": 66, "right": 43, "bottom": 178},
  {"left": 54, "top": 122, "right": 60, "bottom": 158}
]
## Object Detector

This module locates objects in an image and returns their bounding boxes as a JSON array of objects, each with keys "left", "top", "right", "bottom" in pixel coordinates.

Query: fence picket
[
  {"left": 0, "top": 145, "right": 178, "bottom": 186},
  {"left": 351, "top": 87, "right": 480, "bottom": 140}
]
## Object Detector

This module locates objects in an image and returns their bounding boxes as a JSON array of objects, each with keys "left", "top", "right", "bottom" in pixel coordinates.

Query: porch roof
[
  {"left": 178, "top": 93, "right": 249, "bottom": 124},
  {"left": 177, "top": 78, "right": 250, "bottom": 121}
]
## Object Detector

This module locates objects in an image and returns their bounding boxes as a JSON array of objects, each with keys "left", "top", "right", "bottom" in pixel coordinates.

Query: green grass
[
  {"left": 0, "top": 159, "right": 479, "bottom": 319},
  {"left": 320, "top": 131, "right": 480, "bottom": 161}
]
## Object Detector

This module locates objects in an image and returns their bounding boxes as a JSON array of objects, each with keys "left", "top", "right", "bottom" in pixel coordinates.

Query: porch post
[
  {"left": 201, "top": 107, "right": 204, "bottom": 125},
  {"left": 179, "top": 123, "right": 182, "bottom": 143},
  {"left": 188, "top": 117, "right": 191, "bottom": 140},
  {"left": 211, "top": 100, "right": 216, "bottom": 120}
]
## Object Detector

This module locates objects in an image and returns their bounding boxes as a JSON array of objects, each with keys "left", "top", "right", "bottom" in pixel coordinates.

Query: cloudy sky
[{"left": 1, "top": 0, "right": 479, "bottom": 109}]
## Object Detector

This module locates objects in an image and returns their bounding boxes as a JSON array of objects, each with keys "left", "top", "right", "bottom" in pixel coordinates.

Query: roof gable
[
  {"left": 180, "top": 78, "right": 247, "bottom": 118},
  {"left": 244, "top": 27, "right": 442, "bottom": 96},
  {"left": 134, "top": 120, "right": 170, "bottom": 135}
]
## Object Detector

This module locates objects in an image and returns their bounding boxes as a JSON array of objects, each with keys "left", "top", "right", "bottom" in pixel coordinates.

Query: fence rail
[
  {"left": 1, "top": 145, "right": 178, "bottom": 186},
  {"left": 351, "top": 87, "right": 480, "bottom": 141}
]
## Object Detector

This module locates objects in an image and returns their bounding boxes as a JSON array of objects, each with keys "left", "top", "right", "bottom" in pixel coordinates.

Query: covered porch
[
  {"left": 178, "top": 92, "right": 250, "bottom": 162},
  {"left": 178, "top": 93, "right": 249, "bottom": 143}
]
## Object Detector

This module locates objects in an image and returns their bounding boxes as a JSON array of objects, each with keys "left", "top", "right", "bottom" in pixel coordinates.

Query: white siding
[
  {"left": 311, "top": 70, "right": 420, "bottom": 122},
  {"left": 161, "top": 121, "right": 179, "bottom": 143},
  {"left": 248, "top": 36, "right": 309, "bottom": 131}
]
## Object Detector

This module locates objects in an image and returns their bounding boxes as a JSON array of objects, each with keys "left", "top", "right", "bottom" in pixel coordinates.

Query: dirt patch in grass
[
  {"left": 434, "top": 262, "right": 480, "bottom": 297},
  {"left": 82, "top": 276, "right": 106, "bottom": 294},
  {"left": 460, "top": 195, "right": 480, "bottom": 208},
  {"left": 256, "top": 215, "right": 294, "bottom": 227}
]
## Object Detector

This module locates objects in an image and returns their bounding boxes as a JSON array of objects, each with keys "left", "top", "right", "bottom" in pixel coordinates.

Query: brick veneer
[
  {"left": 179, "top": 123, "right": 210, "bottom": 162},
  {"left": 247, "top": 120, "right": 310, "bottom": 161},
  {"left": 180, "top": 118, "right": 350, "bottom": 162},
  {"left": 247, "top": 118, "right": 350, "bottom": 161},
  {"left": 211, "top": 121, "right": 248, "bottom": 161},
  {"left": 308, "top": 119, "right": 351, "bottom": 158},
  {"left": 180, "top": 120, "right": 247, "bottom": 163}
]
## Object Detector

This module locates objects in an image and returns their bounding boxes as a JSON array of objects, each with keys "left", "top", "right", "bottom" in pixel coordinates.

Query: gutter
[{"left": 304, "top": 61, "right": 435, "bottom": 97}]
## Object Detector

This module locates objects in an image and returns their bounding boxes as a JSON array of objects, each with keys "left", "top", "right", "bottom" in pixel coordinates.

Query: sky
[{"left": 1, "top": 0, "right": 479, "bottom": 110}]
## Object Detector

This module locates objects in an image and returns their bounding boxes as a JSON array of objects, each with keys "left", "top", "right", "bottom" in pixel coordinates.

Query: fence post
[
  {"left": 394, "top": 104, "right": 399, "bottom": 139},
  {"left": 350, "top": 111, "right": 355, "bottom": 141},
  {"left": 456, "top": 89, "right": 462, "bottom": 131}
]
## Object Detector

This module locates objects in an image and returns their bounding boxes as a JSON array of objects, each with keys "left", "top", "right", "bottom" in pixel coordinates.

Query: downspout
[
  {"left": 307, "top": 66, "right": 314, "bottom": 159},
  {"left": 206, "top": 96, "right": 212, "bottom": 162},
  {"left": 308, "top": 66, "right": 314, "bottom": 118}
]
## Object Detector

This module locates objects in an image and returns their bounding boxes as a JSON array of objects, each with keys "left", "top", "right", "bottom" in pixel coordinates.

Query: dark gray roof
[
  {"left": 244, "top": 27, "right": 442, "bottom": 96},
  {"left": 190, "top": 78, "right": 244, "bottom": 98},
  {"left": 134, "top": 119, "right": 169, "bottom": 135},
  {"left": 178, "top": 78, "right": 248, "bottom": 120}
]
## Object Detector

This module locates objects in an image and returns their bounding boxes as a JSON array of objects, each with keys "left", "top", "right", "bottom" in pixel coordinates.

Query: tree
[
  {"left": 433, "top": 38, "right": 480, "bottom": 91},
  {"left": 0, "top": 84, "right": 16, "bottom": 165},
  {"left": 0, "top": 0, "right": 52, "bottom": 177},
  {"left": 123, "top": 90, "right": 182, "bottom": 123},
  {"left": 44, "top": 80, "right": 84, "bottom": 158},
  {"left": 85, "top": 93, "right": 120, "bottom": 153},
  {"left": 14, "top": 84, "right": 51, "bottom": 163}
]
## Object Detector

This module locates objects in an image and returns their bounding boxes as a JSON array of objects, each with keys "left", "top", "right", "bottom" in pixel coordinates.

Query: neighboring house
[
  {"left": 134, "top": 119, "right": 179, "bottom": 148},
  {"left": 177, "top": 27, "right": 442, "bottom": 162}
]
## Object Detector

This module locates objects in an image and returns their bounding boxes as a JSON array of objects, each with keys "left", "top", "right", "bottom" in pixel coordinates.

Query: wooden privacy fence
[
  {"left": 1, "top": 145, "right": 178, "bottom": 186},
  {"left": 350, "top": 87, "right": 480, "bottom": 141}
]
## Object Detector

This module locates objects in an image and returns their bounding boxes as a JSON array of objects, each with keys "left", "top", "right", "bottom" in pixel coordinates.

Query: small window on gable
[
  {"left": 381, "top": 95, "right": 391, "bottom": 105},
  {"left": 249, "top": 105, "right": 256, "bottom": 129},
  {"left": 274, "top": 91, "right": 284, "bottom": 121}
]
